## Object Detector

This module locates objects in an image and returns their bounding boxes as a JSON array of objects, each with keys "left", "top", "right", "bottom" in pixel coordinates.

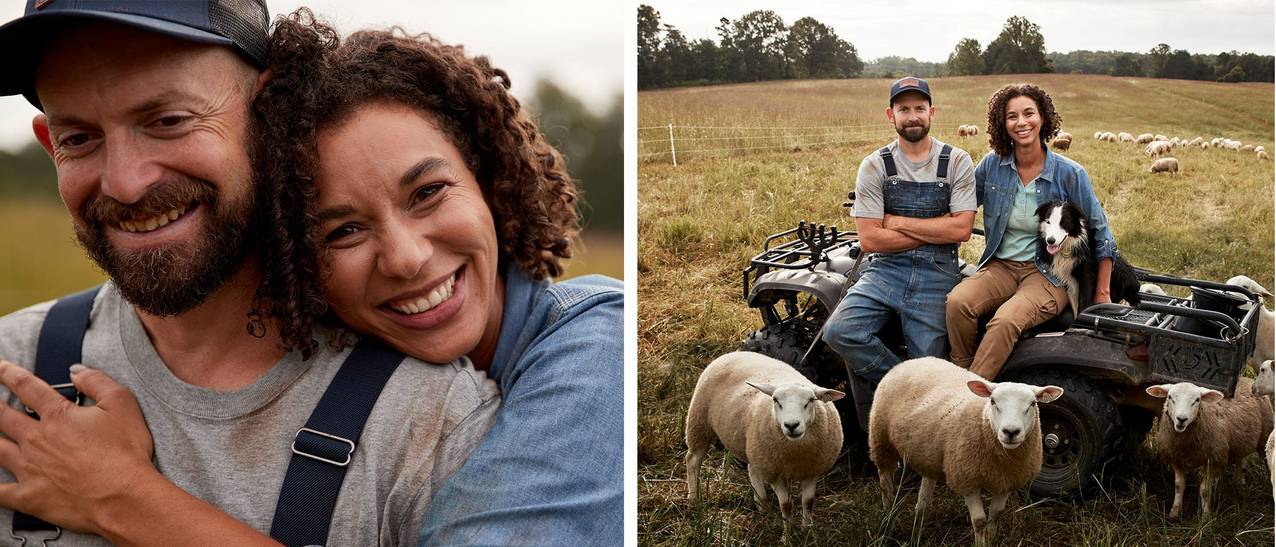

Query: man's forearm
[
  {"left": 859, "top": 226, "right": 927, "bottom": 253},
  {"left": 98, "top": 468, "right": 279, "bottom": 547},
  {"left": 885, "top": 213, "right": 973, "bottom": 244}
]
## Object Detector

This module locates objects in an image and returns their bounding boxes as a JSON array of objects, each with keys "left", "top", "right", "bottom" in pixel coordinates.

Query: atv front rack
[{"left": 742, "top": 221, "right": 858, "bottom": 301}]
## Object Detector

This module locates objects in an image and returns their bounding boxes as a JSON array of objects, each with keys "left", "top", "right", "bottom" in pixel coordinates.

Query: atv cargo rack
[{"left": 742, "top": 221, "right": 857, "bottom": 301}]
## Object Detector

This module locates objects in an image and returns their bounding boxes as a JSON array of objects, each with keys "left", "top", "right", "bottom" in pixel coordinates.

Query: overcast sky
[
  {"left": 650, "top": 0, "right": 1274, "bottom": 63},
  {"left": 0, "top": 0, "right": 622, "bottom": 152}
]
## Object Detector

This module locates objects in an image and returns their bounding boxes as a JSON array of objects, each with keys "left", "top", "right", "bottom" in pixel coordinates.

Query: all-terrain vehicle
[{"left": 739, "top": 192, "right": 1262, "bottom": 496}]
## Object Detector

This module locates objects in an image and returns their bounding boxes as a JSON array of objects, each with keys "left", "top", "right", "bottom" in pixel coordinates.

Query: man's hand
[
  {"left": 0, "top": 361, "right": 154, "bottom": 535},
  {"left": 881, "top": 213, "right": 901, "bottom": 231},
  {"left": 1093, "top": 289, "right": 1112, "bottom": 305}
]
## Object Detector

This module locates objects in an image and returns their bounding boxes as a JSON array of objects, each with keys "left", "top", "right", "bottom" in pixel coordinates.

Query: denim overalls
[{"left": 822, "top": 144, "right": 963, "bottom": 383}]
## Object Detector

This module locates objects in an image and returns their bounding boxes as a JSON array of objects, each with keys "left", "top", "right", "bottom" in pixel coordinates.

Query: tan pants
[{"left": 946, "top": 259, "right": 1069, "bottom": 379}]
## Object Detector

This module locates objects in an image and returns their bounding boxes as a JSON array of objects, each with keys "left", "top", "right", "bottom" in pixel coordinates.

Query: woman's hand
[
  {"left": 0, "top": 361, "right": 154, "bottom": 535},
  {"left": 1093, "top": 289, "right": 1112, "bottom": 305}
]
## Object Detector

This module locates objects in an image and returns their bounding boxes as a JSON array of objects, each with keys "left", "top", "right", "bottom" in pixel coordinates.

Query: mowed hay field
[
  {"left": 639, "top": 74, "right": 1274, "bottom": 545},
  {"left": 0, "top": 200, "right": 623, "bottom": 315}
]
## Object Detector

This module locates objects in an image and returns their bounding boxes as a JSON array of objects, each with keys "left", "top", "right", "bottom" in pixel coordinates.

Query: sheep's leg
[
  {"left": 875, "top": 453, "right": 898, "bottom": 509},
  {"left": 986, "top": 492, "right": 1010, "bottom": 539},
  {"left": 771, "top": 479, "right": 793, "bottom": 520},
  {"left": 1170, "top": 467, "right": 1186, "bottom": 520},
  {"left": 799, "top": 479, "right": 817, "bottom": 527},
  {"left": 962, "top": 492, "right": 989, "bottom": 547},
  {"left": 915, "top": 476, "right": 935, "bottom": 515},
  {"left": 747, "top": 464, "right": 770, "bottom": 513},
  {"left": 685, "top": 444, "right": 708, "bottom": 502},
  {"left": 1200, "top": 464, "right": 1214, "bottom": 517}
]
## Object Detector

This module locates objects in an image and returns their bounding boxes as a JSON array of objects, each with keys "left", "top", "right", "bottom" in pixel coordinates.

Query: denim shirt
[
  {"left": 974, "top": 148, "right": 1118, "bottom": 286},
  {"left": 418, "top": 264, "right": 624, "bottom": 546}
]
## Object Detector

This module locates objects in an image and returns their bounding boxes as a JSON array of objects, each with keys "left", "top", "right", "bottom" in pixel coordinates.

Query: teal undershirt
[{"left": 994, "top": 179, "right": 1039, "bottom": 261}]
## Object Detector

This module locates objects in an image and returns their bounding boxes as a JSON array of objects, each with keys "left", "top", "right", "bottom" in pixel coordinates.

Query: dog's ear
[{"left": 1034, "top": 201, "right": 1057, "bottom": 220}]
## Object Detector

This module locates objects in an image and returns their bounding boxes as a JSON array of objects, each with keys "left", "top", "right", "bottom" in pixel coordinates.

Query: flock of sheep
[
  {"left": 684, "top": 276, "right": 1276, "bottom": 544},
  {"left": 953, "top": 124, "right": 1270, "bottom": 174}
]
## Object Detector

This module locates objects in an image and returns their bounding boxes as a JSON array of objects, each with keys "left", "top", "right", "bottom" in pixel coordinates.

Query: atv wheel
[{"left": 1004, "top": 369, "right": 1123, "bottom": 497}]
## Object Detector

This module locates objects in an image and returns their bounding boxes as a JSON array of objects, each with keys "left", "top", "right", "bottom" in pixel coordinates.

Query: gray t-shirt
[
  {"left": 852, "top": 137, "right": 977, "bottom": 219},
  {"left": 0, "top": 283, "right": 500, "bottom": 546}
]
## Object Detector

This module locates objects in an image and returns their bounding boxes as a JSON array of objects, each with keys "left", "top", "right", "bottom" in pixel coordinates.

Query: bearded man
[{"left": 821, "top": 77, "right": 976, "bottom": 418}]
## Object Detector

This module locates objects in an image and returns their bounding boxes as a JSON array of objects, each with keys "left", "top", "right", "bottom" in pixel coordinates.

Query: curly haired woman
[
  {"left": 0, "top": 9, "right": 621, "bottom": 546},
  {"left": 946, "top": 83, "right": 1121, "bottom": 380}
]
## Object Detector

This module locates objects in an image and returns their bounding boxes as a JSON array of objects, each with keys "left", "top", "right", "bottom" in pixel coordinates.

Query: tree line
[{"left": 640, "top": 7, "right": 1274, "bottom": 88}]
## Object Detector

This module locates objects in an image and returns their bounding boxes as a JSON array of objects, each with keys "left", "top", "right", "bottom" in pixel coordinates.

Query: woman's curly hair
[
  {"left": 249, "top": 8, "right": 580, "bottom": 358},
  {"left": 985, "top": 83, "right": 1063, "bottom": 158}
]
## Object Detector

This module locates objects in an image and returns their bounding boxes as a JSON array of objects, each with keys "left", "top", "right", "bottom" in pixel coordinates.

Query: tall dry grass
[{"left": 639, "top": 74, "right": 1274, "bottom": 545}]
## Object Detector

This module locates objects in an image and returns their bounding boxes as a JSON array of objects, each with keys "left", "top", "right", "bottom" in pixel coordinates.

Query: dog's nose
[{"left": 1045, "top": 237, "right": 1056, "bottom": 245}]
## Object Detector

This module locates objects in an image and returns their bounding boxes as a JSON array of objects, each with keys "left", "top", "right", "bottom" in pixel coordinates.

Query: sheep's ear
[
  {"left": 967, "top": 379, "right": 995, "bottom": 398},
  {"left": 814, "top": 387, "right": 845, "bottom": 402},
  {"left": 1200, "top": 389, "right": 1225, "bottom": 403},
  {"left": 1036, "top": 385, "right": 1064, "bottom": 403},
  {"left": 746, "top": 381, "right": 776, "bottom": 396},
  {"left": 1263, "top": 360, "right": 1273, "bottom": 372},
  {"left": 1145, "top": 384, "right": 1171, "bottom": 398}
]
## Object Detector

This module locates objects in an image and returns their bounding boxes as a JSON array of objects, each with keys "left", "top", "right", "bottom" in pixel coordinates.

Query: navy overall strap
[
  {"left": 269, "top": 338, "right": 404, "bottom": 546},
  {"left": 936, "top": 144, "right": 953, "bottom": 179},
  {"left": 13, "top": 285, "right": 101, "bottom": 538},
  {"left": 879, "top": 146, "right": 897, "bottom": 178}
]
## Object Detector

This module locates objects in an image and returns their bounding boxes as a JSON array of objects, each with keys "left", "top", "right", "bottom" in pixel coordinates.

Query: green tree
[
  {"left": 661, "top": 24, "right": 693, "bottom": 84},
  {"left": 728, "top": 10, "right": 789, "bottom": 81},
  {"left": 946, "top": 38, "right": 984, "bottom": 76},
  {"left": 1146, "top": 43, "right": 1171, "bottom": 77},
  {"left": 688, "top": 38, "right": 721, "bottom": 83},
  {"left": 530, "top": 81, "right": 621, "bottom": 233},
  {"left": 982, "top": 16, "right": 1050, "bottom": 74},
  {"left": 1111, "top": 53, "right": 1140, "bottom": 76},
  {"left": 637, "top": 5, "right": 663, "bottom": 88},
  {"left": 1219, "top": 65, "right": 1246, "bottom": 82},
  {"left": 785, "top": 17, "right": 861, "bottom": 79}
]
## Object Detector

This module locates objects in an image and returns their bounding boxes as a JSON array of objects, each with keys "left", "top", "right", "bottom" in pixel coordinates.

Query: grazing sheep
[
  {"left": 1119, "top": 132, "right": 1135, "bottom": 143},
  {"left": 1200, "top": 141, "right": 1209, "bottom": 150},
  {"left": 1256, "top": 146, "right": 1266, "bottom": 154},
  {"left": 1056, "top": 131, "right": 1073, "bottom": 141},
  {"left": 870, "top": 357, "right": 1062, "bottom": 545},
  {"left": 1094, "top": 131, "right": 1103, "bottom": 140},
  {"left": 1146, "top": 378, "right": 1273, "bottom": 519},
  {"left": 1189, "top": 137, "right": 1204, "bottom": 146},
  {"left": 1145, "top": 140, "right": 1173, "bottom": 157},
  {"left": 1136, "top": 133, "right": 1155, "bottom": 144},
  {"left": 1141, "top": 283, "right": 1168, "bottom": 296},
  {"left": 1225, "top": 275, "right": 1273, "bottom": 367},
  {"left": 1170, "top": 137, "right": 1181, "bottom": 146},
  {"left": 1211, "top": 137, "right": 1223, "bottom": 147},
  {"left": 1242, "top": 144, "right": 1256, "bottom": 152},
  {"left": 1051, "top": 137, "right": 1072, "bottom": 151},
  {"left": 1102, "top": 132, "right": 1118, "bottom": 143},
  {"left": 685, "top": 351, "right": 844, "bottom": 526},
  {"left": 1150, "top": 157, "right": 1179, "bottom": 174},
  {"left": 1260, "top": 150, "right": 1270, "bottom": 161},
  {"left": 1224, "top": 139, "right": 1242, "bottom": 151},
  {"left": 1155, "top": 134, "right": 1168, "bottom": 141}
]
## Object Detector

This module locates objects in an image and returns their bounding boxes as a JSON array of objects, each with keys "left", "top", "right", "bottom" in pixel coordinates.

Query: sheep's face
[
  {"left": 746, "top": 381, "right": 845, "bottom": 440},
  {"left": 1254, "top": 361, "right": 1274, "bottom": 397},
  {"left": 1146, "top": 383, "right": 1224, "bottom": 433},
  {"left": 968, "top": 379, "right": 1064, "bottom": 450}
]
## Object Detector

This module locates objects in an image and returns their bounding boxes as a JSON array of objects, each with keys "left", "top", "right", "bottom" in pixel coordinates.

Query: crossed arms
[{"left": 856, "top": 211, "right": 975, "bottom": 253}]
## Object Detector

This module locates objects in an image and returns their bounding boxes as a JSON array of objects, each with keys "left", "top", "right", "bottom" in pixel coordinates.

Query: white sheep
[
  {"left": 1242, "top": 144, "right": 1256, "bottom": 152},
  {"left": 1051, "top": 137, "right": 1072, "bottom": 151},
  {"left": 1141, "top": 283, "right": 1168, "bottom": 296},
  {"left": 1256, "top": 146, "right": 1266, "bottom": 154},
  {"left": 1170, "top": 136, "right": 1181, "bottom": 146},
  {"left": 1254, "top": 361, "right": 1276, "bottom": 492},
  {"left": 1224, "top": 139, "right": 1242, "bottom": 151},
  {"left": 870, "top": 357, "right": 1062, "bottom": 545},
  {"left": 1145, "top": 140, "right": 1173, "bottom": 157},
  {"left": 1119, "top": 131, "right": 1135, "bottom": 143},
  {"left": 1260, "top": 150, "right": 1270, "bottom": 161},
  {"left": 1056, "top": 131, "right": 1073, "bottom": 141},
  {"left": 1150, "top": 157, "right": 1179, "bottom": 174},
  {"left": 1102, "top": 132, "right": 1118, "bottom": 143},
  {"left": 1225, "top": 275, "right": 1273, "bottom": 367},
  {"left": 685, "top": 351, "right": 844, "bottom": 526},
  {"left": 1155, "top": 133, "right": 1168, "bottom": 141},
  {"left": 1094, "top": 131, "right": 1103, "bottom": 140},
  {"left": 1136, "top": 133, "right": 1155, "bottom": 144},
  {"left": 1200, "top": 141, "right": 1209, "bottom": 150},
  {"left": 1211, "top": 137, "right": 1224, "bottom": 147},
  {"left": 1146, "top": 378, "right": 1273, "bottom": 519},
  {"left": 1189, "top": 137, "right": 1204, "bottom": 146}
]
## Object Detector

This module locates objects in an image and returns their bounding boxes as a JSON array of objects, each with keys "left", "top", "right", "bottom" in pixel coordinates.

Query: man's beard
[
  {"left": 74, "top": 175, "right": 257, "bottom": 317},
  {"left": 896, "top": 121, "right": 930, "bottom": 143}
]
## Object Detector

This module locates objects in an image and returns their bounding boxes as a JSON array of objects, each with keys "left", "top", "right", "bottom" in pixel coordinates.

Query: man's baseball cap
[
  {"left": 889, "top": 76, "right": 932, "bottom": 105},
  {"left": 0, "top": 0, "right": 270, "bottom": 110}
]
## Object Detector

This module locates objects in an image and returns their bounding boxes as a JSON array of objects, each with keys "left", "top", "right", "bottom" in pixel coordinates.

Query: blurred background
[{"left": 0, "top": 0, "right": 623, "bottom": 314}]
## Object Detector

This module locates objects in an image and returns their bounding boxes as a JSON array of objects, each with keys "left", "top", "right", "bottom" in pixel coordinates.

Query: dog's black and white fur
[{"left": 1036, "top": 201, "right": 1141, "bottom": 313}]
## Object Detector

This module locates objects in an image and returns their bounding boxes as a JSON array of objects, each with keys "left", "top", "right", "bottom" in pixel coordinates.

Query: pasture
[
  {"left": 0, "top": 200, "right": 623, "bottom": 316},
  {"left": 638, "top": 74, "right": 1275, "bottom": 545}
]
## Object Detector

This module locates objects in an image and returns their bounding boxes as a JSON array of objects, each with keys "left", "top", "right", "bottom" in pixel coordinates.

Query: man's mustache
[{"left": 83, "top": 176, "right": 215, "bottom": 226}]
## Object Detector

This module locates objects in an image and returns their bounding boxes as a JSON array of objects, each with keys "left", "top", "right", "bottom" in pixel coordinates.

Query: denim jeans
[{"left": 822, "top": 247, "right": 961, "bottom": 383}]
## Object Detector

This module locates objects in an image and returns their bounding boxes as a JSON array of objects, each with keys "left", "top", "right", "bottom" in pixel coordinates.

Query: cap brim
[
  {"left": 0, "top": 10, "right": 234, "bottom": 109},
  {"left": 890, "top": 89, "right": 932, "bottom": 104}
]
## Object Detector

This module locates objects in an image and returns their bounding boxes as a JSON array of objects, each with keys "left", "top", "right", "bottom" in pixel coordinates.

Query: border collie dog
[{"left": 1036, "top": 201, "right": 1141, "bottom": 314}]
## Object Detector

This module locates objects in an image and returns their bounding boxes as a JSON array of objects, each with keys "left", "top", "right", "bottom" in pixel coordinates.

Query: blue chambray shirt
[
  {"left": 418, "top": 264, "right": 624, "bottom": 546},
  {"left": 974, "top": 148, "right": 1119, "bottom": 287}
]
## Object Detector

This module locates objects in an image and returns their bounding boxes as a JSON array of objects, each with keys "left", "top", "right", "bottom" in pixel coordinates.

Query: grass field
[
  {"left": 0, "top": 199, "right": 623, "bottom": 316},
  {"left": 638, "top": 74, "right": 1274, "bottom": 545}
]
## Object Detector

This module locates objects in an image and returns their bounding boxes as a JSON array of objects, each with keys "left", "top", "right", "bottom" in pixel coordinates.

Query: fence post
[{"left": 668, "top": 123, "right": 677, "bottom": 166}]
